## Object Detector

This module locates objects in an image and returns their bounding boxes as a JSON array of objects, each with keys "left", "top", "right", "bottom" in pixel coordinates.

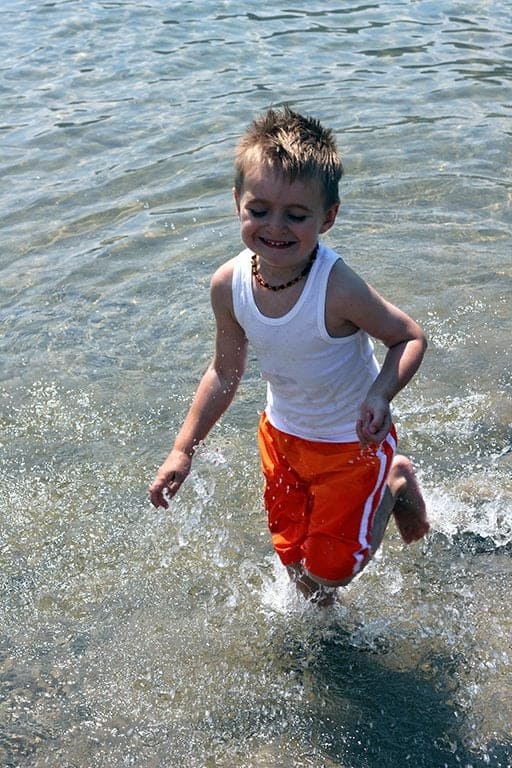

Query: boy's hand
[
  {"left": 149, "top": 449, "right": 192, "bottom": 509},
  {"left": 357, "top": 393, "right": 392, "bottom": 447}
]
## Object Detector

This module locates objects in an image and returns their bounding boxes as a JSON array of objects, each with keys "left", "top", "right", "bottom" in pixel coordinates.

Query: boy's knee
[
  {"left": 305, "top": 569, "right": 354, "bottom": 588},
  {"left": 304, "top": 536, "right": 370, "bottom": 586},
  {"left": 304, "top": 555, "right": 368, "bottom": 587}
]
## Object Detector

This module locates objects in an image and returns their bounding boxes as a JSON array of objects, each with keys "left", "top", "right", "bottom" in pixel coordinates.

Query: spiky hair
[{"left": 234, "top": 106, "right": 343, "bottom": 208}]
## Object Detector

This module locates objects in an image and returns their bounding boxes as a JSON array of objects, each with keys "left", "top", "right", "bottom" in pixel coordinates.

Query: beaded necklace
[{"left": 251, "top": 246, "right": 318, "bottom": 291}]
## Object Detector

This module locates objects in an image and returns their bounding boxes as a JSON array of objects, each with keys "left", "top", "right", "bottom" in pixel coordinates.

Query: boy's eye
[{"left": 246, "top": 208, "right": 307, "bottom": 222}]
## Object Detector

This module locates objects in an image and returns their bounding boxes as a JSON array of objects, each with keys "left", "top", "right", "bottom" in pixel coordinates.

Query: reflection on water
[{"left": 1, "top": 0, "right": 511, "bottom": 766}]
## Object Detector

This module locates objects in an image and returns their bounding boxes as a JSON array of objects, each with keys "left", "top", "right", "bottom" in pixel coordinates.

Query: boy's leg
[
  {"left": 360, "top": 453, "right": 429, "bottom": 559},
  {"left": 286, "top": 562, "right": 339, "bottom": 606},
  {"left": 386, "top": 454, "right": 430, "bottom": 544},
  {"left": 259, "top": 414, "right": 428, "bottom": 599},
  {"left": 298, "top": 453, "right": 429, "bottom": 594}
]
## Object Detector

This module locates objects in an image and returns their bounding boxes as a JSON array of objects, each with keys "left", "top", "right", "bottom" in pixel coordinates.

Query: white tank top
[{"left": 232, "top": 243, "right": 380, "bottom": 442}]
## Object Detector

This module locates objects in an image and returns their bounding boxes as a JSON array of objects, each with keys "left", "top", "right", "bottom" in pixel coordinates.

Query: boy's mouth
[{"left": 259, "top": 237, "right": 295, "bottom": 249}]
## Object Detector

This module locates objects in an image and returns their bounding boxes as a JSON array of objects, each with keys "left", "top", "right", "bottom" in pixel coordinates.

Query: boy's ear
[
  {"left": 233, "top": 187, "right": 241, "bottom": 217},
  {"left": 319, "top": 203, "right": 340, "bottom": 234}
]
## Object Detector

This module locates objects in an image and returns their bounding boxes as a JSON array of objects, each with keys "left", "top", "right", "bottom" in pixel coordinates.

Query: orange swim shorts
[{"left": 257, "top": 412, "right": 397, "bottom": 582}]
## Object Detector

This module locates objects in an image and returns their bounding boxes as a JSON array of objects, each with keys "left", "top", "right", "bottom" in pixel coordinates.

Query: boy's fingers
[
  {"left": 149, "top": 469, "right": 187, "bottom": 508},
  {"left": 149, "top": 477, "right": 172, "bottom": 509},
  {"left": 149, "top": 488, "right": 168, "bottom": 509},
  {"left": 357, "top": 412, "right": 392, "bottom": 448},
  {"left": 356, "top": 418, "right": 367, "bottom": 445},
  {"left": 368, "top": 421, "right": 391, "bottom": 444}
]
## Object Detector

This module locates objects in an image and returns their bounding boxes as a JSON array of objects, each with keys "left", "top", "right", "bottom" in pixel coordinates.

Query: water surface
[{"left": 1, "top": 1, "right": 511, "bottom": 766}]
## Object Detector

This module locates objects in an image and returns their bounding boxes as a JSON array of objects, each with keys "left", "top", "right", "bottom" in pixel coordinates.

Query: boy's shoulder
[
  {"left": 211, "top": 254, "right": 238, "bottom": 286},
  {"left": 324, "top": 249, "right": 375, "bottom": 333},
  {"left": 211, "top": 248, "right": 250, "bottom": 287},
  {"left": 210, "top": 250, "right": 249, "bottom": 313},
  {"left": 326, "top": 250, "right": 366, "bottom": 295}
]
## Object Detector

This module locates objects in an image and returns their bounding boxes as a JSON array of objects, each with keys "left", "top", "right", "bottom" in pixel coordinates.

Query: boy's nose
[{"left": 267, "top": 212, "right": 287, "bottom": 233}]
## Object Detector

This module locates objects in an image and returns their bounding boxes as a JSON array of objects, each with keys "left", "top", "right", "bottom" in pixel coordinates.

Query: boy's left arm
[
  {"left": 357, "top": 334, "right": 426, "bottom": 446},
  {"left": 329, "top": 262, "right": 427, "bottom": 446}
]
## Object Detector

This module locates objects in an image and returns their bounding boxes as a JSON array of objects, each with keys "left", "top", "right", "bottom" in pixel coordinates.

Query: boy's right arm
[{"left": 149, "top": 261, "right": 248, "bottom": 509}]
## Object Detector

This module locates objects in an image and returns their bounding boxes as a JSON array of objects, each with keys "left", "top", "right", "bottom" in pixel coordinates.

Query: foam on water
[{"left": 1, "top": 375, "right": 511, "bottom": 766}]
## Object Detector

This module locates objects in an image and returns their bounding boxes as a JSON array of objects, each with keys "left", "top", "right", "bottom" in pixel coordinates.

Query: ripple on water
[{"left": 1, "top": 1, "right": 512, "bottom": 766}]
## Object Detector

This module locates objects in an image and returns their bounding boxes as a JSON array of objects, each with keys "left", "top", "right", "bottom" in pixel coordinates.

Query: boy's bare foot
[{"left": 388, "top": 455, "right": 430, "bottom": 544}]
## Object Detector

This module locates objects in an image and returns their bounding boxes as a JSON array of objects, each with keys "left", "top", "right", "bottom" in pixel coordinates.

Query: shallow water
[{"left": 1, "top": 1, "right": 511, "bottom": 766}]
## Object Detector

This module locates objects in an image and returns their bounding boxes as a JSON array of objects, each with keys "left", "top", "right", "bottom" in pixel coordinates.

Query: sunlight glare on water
[{"left": 1, "top": 1, "right": 511, "bottom": 766}]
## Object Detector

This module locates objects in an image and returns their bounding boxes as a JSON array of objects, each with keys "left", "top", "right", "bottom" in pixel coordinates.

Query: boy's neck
[{"left": 251, "top": 245, "right": 318, "bottom": 292}]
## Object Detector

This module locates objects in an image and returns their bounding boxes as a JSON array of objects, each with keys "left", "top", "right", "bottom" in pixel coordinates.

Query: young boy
[{"left": 149, "top": 107, "right": 429, "bottom": 605}]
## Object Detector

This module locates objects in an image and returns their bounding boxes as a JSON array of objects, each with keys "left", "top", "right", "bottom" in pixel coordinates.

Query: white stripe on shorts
[{"left": 352, "top": 430, "right": 397, "bottom": 575}]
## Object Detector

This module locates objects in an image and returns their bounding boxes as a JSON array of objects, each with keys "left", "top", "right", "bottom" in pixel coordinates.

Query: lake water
[{"left": 1, "top": 1, "right": 511, "bottom": 766}]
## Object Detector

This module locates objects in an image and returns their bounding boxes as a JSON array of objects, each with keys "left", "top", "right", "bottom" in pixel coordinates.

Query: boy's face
[{"left": 234, "top": 164, "right": 339, "bottom": 272}]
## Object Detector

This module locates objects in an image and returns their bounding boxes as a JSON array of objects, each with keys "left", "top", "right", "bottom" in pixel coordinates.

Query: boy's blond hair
[{"left": 234, "top": 106, "right": 343, "bottom": 208}]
